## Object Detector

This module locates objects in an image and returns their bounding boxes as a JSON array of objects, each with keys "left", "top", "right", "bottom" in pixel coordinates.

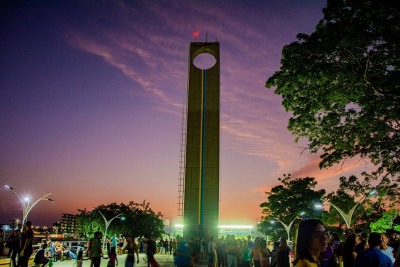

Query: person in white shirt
[{"left": 381, "top": 233, "right": 395, "bottom": 265}]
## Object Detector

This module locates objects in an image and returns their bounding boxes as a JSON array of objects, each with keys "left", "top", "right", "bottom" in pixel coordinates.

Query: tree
[
  {"left": 322, "top": 175, "right": 378, "bottom": 231},
  {"left": 119, "top": 200, "right": 165, "bottom": 239},
  {"left": 266, "top": 0, "right": 400, "bottom": 179},
  {"left": 321, "top": 174, "right": 399, "bottom": 231},
  {"left": 370, "top": 210, "right": 400, "bottom": 233},
  {"left": 75, "top": 201, "right": 165, "bottom": 240},
  {"left": 259, "top": 174, "right": 325, "bottom": 240},
  {"left": 75, "top": 208, "right": 103, "bottom": 240}
]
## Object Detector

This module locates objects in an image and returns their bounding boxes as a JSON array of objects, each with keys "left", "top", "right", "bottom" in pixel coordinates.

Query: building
[{"left": 60, "top": 213, "right": 77, "bottom": 238}]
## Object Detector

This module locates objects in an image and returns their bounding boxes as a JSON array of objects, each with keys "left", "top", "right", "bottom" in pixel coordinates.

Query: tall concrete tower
[{"left": 183, "top": 42, "right": 220, "bottom": 239}]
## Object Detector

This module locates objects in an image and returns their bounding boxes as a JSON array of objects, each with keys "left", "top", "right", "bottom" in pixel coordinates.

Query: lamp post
[
  {"left": 315, "top": 189, "right": 377, "bottom": 229},
  {"left": 98, "top": 210, "right": 123, "bottom": 250},
  {"left": 271, "top": 218, "right": 295, "bottom": 242},
  {"left": 272, "top": 211, "right": 305, "bottom": 242},
  {"left": 4, "top": 184, "right": 54, "bottom": 224}
]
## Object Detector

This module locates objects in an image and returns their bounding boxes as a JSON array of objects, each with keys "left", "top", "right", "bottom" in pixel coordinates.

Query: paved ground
[
  {"left": 50, "top": 254, "right": 173, "bottom": 267},
  {"left": 49, "top": 253, "right": 208, "bottom": 267}
]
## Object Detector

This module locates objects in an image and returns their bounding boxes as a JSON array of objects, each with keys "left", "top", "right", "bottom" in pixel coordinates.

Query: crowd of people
[
  {"left": 291, "top": 219, "right": 400, "bottom": 267},
  {"left": 0, "top": 221, "right": 35, "bottom": 267},
  {"left": 2, "top": 220, "right": 400, "bottom": 267},
  {"left": 165, "top": 220, "right": 400, "bottom": 267},
  {"left": 201, "top": 234, "right": 291, "bottom": 267}
]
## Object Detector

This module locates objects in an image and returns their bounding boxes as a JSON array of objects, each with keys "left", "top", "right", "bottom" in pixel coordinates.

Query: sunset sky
[{"left": 0, "top": 0, "right": 373, "bottom": 227}]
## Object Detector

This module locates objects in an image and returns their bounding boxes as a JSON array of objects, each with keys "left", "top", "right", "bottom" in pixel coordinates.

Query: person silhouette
[{"left": 18, "top": 221, "right": 34, "bottom": 267}]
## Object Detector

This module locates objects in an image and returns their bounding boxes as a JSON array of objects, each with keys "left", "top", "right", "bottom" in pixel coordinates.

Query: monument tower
[{"left": 183, "top": 41, "right": 220, "bottom": 239}]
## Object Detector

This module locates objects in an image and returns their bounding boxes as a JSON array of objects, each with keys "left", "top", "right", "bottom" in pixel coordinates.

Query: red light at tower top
[{"left": 193, "top": 31, "right": 199, "bottom": 41}]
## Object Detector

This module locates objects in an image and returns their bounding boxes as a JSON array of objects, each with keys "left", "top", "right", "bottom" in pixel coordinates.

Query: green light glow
[
  {"left": 174, "top": 224, "right": 254, "bottom": 229},
  {"left": 218, "top": 225, "right": 253, "bottom": 229}
]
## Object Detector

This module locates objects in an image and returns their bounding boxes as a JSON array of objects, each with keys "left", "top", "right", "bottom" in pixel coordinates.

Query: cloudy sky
[{"left": 0, "top": 0, "right": 372, "bottom": 227}]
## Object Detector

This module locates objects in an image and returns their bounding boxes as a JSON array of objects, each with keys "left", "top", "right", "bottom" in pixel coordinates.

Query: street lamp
[
  {"left": 271, "top": 212, "right": 305, "bottom": 242},
  {"left": 315, "top": 189, "right": 377, "bottom": 229},
  {"left": 98, "top": 210, "right": 124, "bottom": 250},
  {"left": 4, "top": 184, "right": 54, "bottom": 224}
]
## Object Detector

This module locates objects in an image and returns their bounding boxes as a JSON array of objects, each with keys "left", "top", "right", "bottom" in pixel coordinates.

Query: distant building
[
  {"left": 218, "top": 225, "right": 255, "bottom": 239},
  {"left": 60, "top": 214, "right": 77, "bottom": 238}
]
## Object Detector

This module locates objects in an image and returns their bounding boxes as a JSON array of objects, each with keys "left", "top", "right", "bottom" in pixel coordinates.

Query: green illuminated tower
[{"left": 183, "top": 42, "right": 220, "bottom": 239}]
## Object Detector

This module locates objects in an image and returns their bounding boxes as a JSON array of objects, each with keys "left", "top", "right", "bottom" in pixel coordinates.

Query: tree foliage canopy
[
  {"left": 259, "top": 174, "right": 325, "bottom": 239},
  {"left": 321, "top": 174, "right": 397, "bottom": 229},
  {"left": 261, "top": 174, "right": 326, "bottom": 220},
  {"left": 259, "top": 174, "right": 399, "bottom": 239},
  {"left": 266, "top": 0, "right": 400, "bottom": 178},
  {"left": 370, "top": 210, "right": 400, "bottom": 233},
  {"left": 75, "top": 201, "right": 164, "bottom": 240}
]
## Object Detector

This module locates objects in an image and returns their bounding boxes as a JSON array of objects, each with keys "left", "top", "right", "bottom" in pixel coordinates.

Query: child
[{"left": 107, "top": 247, "right": 118, "bottom": 267}]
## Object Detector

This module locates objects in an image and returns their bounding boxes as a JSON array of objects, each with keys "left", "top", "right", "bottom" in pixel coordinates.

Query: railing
[{"left": 59, "top": 241, "right": 89, "bottom": 253}]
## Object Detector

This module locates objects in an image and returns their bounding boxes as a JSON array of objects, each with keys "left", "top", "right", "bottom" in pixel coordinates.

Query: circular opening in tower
[{"left": 193, "top": 52, "right": 217, "bottom": 70}]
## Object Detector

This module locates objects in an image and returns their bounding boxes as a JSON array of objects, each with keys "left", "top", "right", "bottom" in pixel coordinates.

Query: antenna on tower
[{"left": 193, "top": 31, "right": 199, "bottom": 42}]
